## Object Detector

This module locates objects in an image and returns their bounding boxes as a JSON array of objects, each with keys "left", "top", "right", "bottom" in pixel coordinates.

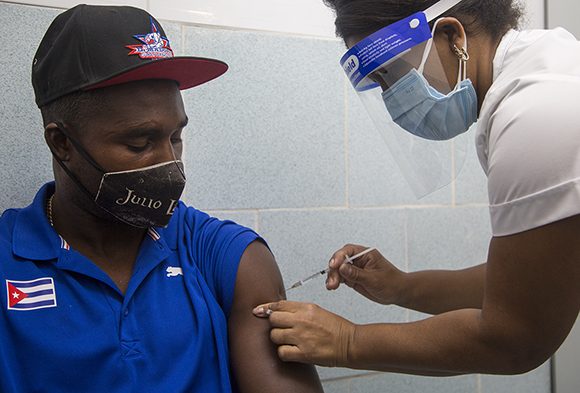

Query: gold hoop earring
[{"left": 452, "top": 44, "right": 469, "bottom": 61}]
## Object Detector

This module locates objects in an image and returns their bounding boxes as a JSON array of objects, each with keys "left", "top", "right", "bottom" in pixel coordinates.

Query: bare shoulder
[{"left": 228, "top": 240, "right": 323, "bottom": 393}]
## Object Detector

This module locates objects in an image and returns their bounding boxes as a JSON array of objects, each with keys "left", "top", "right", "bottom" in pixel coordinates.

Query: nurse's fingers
[
  {"left": 268, "top": 310, "right": 296, "bottom": 328},
  {"left": 252, "top": 300, "right": 299, "bottom": 317},
  {"left": 270, "top": 328, "right": 299, "bottom": 346},
  {"left": 326, "top": 244, "right": 368, "bottom": 290},
  {"left": 277, "top": 345, "right": 304, "bottom": 363}
]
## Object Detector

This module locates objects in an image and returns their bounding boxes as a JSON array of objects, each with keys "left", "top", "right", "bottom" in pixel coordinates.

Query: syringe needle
[
  {"left": 285, "top": 269, "right": 327, "bottom": 292},
  {"left": 285, "top": 247, "right": 376, "bottom": 292}
]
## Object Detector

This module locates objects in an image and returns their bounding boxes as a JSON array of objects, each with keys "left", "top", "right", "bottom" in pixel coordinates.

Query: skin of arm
[
  {"left": 228, "top": 241, "right": 323, "bottom": 392},
  {"left": 256, "top": 214, "right": 580, "bottom": 375},
  {"left": 326, "top": 244, "right": 487, "bottom": 315},
  {"left": 396, "top": 263, "right": 486, "bottom": 314}
]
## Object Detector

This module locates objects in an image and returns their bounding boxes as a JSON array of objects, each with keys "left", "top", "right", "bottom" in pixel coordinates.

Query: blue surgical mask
[
  {"left": 381, "top": 68, "right": 477, "bottom": 141},
  {"left": 380, "top": 16, "right": 478, "bottom": 141}
]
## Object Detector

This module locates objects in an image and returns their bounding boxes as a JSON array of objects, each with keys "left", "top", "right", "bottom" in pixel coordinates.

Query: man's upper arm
[
  {"left": 228, "top": 240, "right": 323, "bottom": 393},
  {"left": 481, "top": 214, "right": 580, "bottom": 372}
]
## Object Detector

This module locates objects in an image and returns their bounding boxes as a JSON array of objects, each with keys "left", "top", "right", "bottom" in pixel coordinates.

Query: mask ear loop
[
  {"left": 47, "top": 123, "right": 102, "bottom": 202},
  {"left": 418, "top": 18, "right": 469, "bottom": 91},
  {"left": 452, "top": 42, "right": 469, "bottom": 87},
  {"left": 417, "top": 18, "right": 443, "bottom": 75},
  {"left": 167, "top": 139, "right": 187, "bottom": 180}
]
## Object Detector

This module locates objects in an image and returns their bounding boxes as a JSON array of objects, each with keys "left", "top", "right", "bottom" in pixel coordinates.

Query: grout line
[
  {"left": 344, "top": 76, "right": 350, "bottom": 209},
  {"left": 255, "top": 210, "right": 260, "bottom": 232},
  {"left": 477, "top": 373, "right": 482, "bottom": 393},
  {"left": 180, "top": 19, "right": 186, "bottom": 56},
  {"left": 404, "top": 209, "right": 410, "bottom": 273},
  {"left": 543, "top": 0, "right": 549, "bottom": 29},
  {"left": 321, "top": 371, "right": 382, "bottom": 383},
  {"left": 451, "top": 139, "right": 457, "bottom": 207},
  {"left": 162, "top": 21, "right": 341, "bottom": 41},
  {"left": 158, "top": 17, "right": 341, "bottom": 41},
  {"left": 203, "top": 203, "right": 488, "bottom": 215}
]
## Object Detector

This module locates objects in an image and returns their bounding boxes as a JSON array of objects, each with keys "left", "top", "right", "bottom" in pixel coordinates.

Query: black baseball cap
[{"left": 32, "top": 4, "right": 228, "bottom": 107}]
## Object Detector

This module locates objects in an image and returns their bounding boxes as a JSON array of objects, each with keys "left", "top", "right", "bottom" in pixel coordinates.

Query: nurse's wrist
[
  {"left": 393, "top": 271, "right": 418, "bottom": 309},
  {"left": 343, "top": 322, "right": 362, "bottom": 368}
]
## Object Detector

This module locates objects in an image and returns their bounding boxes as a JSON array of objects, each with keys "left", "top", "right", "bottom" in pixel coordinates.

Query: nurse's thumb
[{"left": 339, "top": 263, "right": 369, "bottom": 284}]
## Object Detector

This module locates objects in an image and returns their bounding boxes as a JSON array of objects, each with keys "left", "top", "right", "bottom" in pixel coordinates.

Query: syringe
[{"left": 285, "top": 247, "right": 376, "bottom": 292}]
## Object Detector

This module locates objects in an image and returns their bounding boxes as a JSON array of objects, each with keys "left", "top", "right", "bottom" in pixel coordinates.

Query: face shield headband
[{"left": 340, "top": 0, "right": 466, "bottom": 92}]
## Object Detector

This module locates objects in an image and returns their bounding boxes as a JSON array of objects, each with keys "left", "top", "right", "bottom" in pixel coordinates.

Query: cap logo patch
[{"left": 126, "top": 18, "right": 174, "bottom": 60}]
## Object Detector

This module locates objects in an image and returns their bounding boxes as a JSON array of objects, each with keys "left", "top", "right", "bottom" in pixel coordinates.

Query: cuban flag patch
[{"left": 6, "top": 278, "right": 57, "bottom": 311}]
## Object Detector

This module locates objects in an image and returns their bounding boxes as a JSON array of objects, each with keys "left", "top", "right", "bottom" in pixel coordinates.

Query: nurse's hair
[{"left": 323, "top": 0, "right": 523, "bottom": 42}]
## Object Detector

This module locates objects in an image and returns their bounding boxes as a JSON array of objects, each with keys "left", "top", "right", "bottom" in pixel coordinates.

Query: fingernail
[
  {"left": 252, "top": 306, "right": 264, "bottom": 315},
  {"left": 329, "top": 258, "right": 335, "bottom": 267}
]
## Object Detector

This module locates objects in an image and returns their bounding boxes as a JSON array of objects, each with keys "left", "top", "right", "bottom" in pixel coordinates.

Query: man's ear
[{"left": 44, "top": 122, "right": 71, "bottom": 161}]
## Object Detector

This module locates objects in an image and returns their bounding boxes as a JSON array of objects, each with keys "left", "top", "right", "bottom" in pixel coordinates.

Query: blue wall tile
[
  {"left": 180, "top": 26, "right": 347, "bottom": 210},
  {"left": 321, "top": 378, "right": 351, "bottom": 393},
  {"left": 407, "top": 206, "right": 491, "bottom": 271},
  {"left": 203, "top": 210, "right": 258, "bottom": 231},
  {"left": 481, "top": 362, "right": 551, "bottom": 393},
  {"left": 0, "top": 3, "right": 60, "bottom": 212},
  {"left": 350, "top": 372, "right": 477, "bottom": 393}
]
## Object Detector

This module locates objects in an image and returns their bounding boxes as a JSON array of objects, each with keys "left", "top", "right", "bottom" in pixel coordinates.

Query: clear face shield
[{"left": 340, "top": 0, "right": 477, "bottom": 198}]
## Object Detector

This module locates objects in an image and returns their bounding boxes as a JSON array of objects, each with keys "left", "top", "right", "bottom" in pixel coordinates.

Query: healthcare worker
[{"left": 253, "top": 0, "right": 580, "bottom": 375}]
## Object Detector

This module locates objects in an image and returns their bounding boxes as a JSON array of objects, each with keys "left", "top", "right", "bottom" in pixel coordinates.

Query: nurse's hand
[
  {"left": 252, "top": 301, "right": 356, "bottom": 367},
  {"left": 326, "top": 244, "right": 406, "bottom": 305}
]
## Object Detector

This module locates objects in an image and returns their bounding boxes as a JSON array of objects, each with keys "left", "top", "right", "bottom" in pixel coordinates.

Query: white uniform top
[{"left": 476, "top": 28, "right": 580, "bottom": 236}]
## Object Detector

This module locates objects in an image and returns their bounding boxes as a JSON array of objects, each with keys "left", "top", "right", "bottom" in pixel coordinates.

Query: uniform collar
[
  {"left": 12, "top": 182, "right": 178, "bottom": 261},
  {"left": 492, "top": 29, "right": 519, "bottom": 82},
  {"left": 12, "top": 183, "right": 62, "bottom": 261}
]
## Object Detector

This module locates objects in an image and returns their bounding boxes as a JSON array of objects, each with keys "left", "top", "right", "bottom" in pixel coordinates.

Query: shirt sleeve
[
  {"left": 486, "top": 76, "right": 580, "bottom": 236},
  {"left": 184, "top": 207, "right": 262, "bottom": 315}
]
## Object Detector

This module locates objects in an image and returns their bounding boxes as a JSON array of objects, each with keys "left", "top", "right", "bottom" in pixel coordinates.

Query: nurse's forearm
[
  {"left": 397, "top": 263, "right": 486, "bottom": 314},
  {"left": 348, "top": 308, "right": 530, "bottom": 375}
]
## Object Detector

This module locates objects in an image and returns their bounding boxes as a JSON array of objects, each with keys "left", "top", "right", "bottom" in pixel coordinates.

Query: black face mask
[{"left": 51, "top": 124, "right": 186, "bottom": 228}]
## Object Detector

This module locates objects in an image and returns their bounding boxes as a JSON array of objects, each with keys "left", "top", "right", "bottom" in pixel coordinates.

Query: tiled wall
[
  {"left": 0, "top": 2, "right": 551, "bottom": 392},
  {"left": 2, "top": 0, "right": 336, "bottom": 37},
  {"left": 2, "top": 0, "right": 545, "bottom": 37}
]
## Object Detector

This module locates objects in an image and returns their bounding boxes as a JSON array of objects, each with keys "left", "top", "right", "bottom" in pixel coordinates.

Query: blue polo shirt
[{"left": 0, "top": 183, "right": 261, "bottom": 393}]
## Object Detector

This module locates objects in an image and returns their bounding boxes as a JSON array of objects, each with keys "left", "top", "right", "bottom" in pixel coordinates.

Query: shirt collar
[
  {"left": 12, "top": 182, "right": 178, "bottom": 261},
  {"left": 158, "top": 201, "right": 182, "bottom": 251},
  {"left": 492, "top": 29, "right": 519, "bottom": 82},
  {"left": 13, "top": 182, "right": 61, "bottom": 261}
]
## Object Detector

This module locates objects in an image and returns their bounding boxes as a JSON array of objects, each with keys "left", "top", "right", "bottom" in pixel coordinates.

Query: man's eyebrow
[{"left": 113, "top": 117, "right": 189, "bottom": 137}]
